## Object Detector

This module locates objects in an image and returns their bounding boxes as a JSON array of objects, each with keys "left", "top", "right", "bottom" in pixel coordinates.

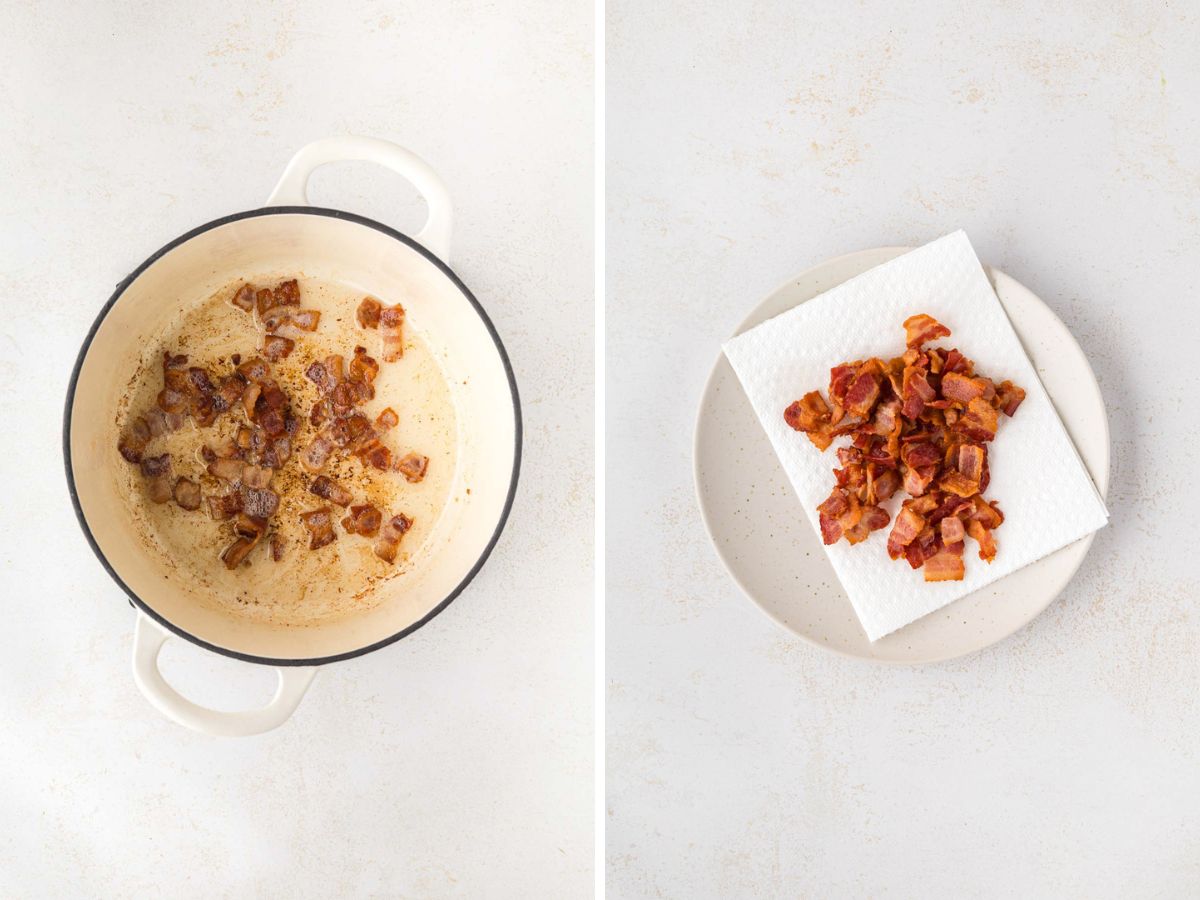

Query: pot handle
[
  {"left": 131, "top": 613, "right": 317, "bottom": 737},
  {"left": 265, "top": 135, "right": 454, "bottom": 263}
]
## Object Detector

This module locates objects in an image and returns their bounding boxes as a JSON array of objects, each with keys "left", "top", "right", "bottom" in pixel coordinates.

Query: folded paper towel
[{"left": 722, "top": 231, "right": 1108, "bottom": 641}]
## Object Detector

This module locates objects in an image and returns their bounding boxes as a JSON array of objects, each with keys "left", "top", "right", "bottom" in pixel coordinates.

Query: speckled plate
[{"left": 694, "top": 248, "right": 1109, "bottom": 664}]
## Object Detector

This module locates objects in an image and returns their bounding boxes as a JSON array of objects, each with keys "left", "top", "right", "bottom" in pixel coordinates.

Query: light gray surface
[
  {"left": 0, "top": 1, "right": 592, "bottom": 897},
  {"left": 607, "top": 1, "right": 1199, "bottom": 897}
]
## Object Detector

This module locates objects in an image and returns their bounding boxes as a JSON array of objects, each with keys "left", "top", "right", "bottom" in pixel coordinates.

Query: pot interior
[{"left": 68, "top": 210, "right": 517, "bottom": 663}]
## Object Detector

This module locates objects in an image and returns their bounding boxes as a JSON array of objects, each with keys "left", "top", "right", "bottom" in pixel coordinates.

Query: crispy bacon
[
  {"left": 301, "top": 507, "right": 337, "bottom": 550},
  {"left": 269, "top": 534, "right": 285, "bottom": 562},
  {"left": 207, "top": 458, "right": 243, "bottom": 481},
  {"left": 379, "top": 304, "right": 406, "bottom": 362},
  {"left": 305, "top": 361, "right": 337, "bottom": 394},
  {"left": 342, "top": 503, "right": 383, "bottom": 537},
  {"left": 236, "top": 357, "right": 271, "bottom": 384},
  {"left": 373, "top": 513, "right": 412, "bottom": 563},
  {"left": 396, "top": 452, "right": 428, "bottom": 483},
  {"left": 967, "top": 519, "right": 997, "bottom": 562},
  {"left": 309, "top": 475, "right": 353, "bottom": 507},
  {"left": 118, "top": 416, "right": 152, "bottom": 463},
  {"left": 349, "top": 345, "right": 379, "bottom": 385},
  {"left": 903, "top": 313, "right": 951, "bottom": 349},
  {"left": 240, "top": 486, "right": 279, "bottom": 518},
  {"left": 145, "top": 407, "right": 184, "bottom": 437},
  {"left": 274, "top": 279, "right": 301, "bottom": 306},
  {"left": 262, "top": 335, "right": 294, "bottom": 362},
  {"left": 231, "top": 284, "right": 255, "bottom": 311},
  {"left": 375, "top": 407, "right": 399, "bottom": 431},
  {"left": 207, "top": 492, "right": 242, "bottom": 520},
  {"left": 783, "top": 314, "right": 1022, "bottom": 579},
  {"left": 300, "top": 435, "right": 333, "bottom": 473},
  {"left": 357, "top": 297, "right": 382, "bottom": 329},
  {"left": 221, "top": 537, "right": 257, "bottom": 569},
  {"left": 173, "top": 477, "right": 201, "bottom": 511}
]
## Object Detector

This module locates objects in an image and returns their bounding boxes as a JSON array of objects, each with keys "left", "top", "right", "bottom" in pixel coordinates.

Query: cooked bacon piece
[
  {"left": 207, "top": 492, "right": 242, "bottom": 520},
  {"left": 396, "top": 452, "right": 428, "bottom": 483},
  {"left": 300, "top": 435, "right": 333, "bottom": 474},
  {"left": 268, "top": 309, "right": 321, "bottom": 340},
  {"left": 939, "top": 471, "right": 979, "bottom": 498},
  {"left": 269, "top": 534, "right": 285, "bottom": 562},
  {"left": 305, "top": 361, "right": 336, "bottom": 394},
  {"left": 309, "top": 475, "right": 353, "bottom": 507},
  {"left": 784, "top": 391, "right": 833, "bottom": 450},
  {"left": 349, "top": 345, "right": 379, "bottom": 384},
  {"left": 969, "top": 495, "right": 1004, "bottom": 529},
  {"left": 262, "top": 436, "right": 291, "bottom": 468},
  {"left": 118, "top": 416, "right": 152, "bottom": 463},
  {"left": 221, "top": 537, "right": 257, "bottom": 569},
  {"left": 156, "top": 386, "right": 188, "bottom": 414},
  {"left": 872, "top": 468, "right": 902, "bottom": 503},
  {"left": 234, "top": 512, "right": 268, "bottom": 541},
  {"left": 967, "top": 519, "right": 997, "bottom": 562},
  {"left": 901, "top": 365, "right": 936, "bottom": 419},
  {"left": 147, "top": 407, "right": 185, "bottom": 437},
  {"left": 255, "top": 288, "right": 275, "bottom": 315},
  {"left": 301, "top": 507, "right": 337, "bottom": 550},
  {"left": 357, "top": 296, "right": 382, "bottom": 329},
  {"left": 172, "top": 477, "right": 201, "bottom": 511},
  {"left": 329, "top": 381, "right": 357, "bottom": 417},
  {"left": 995, "top": 380, "right": 1026, "bottom": 417},
  {"left": 359, "top": 440, "right": 393, "bottom": 472},
  {"left": 139, "top": 454, "right": 170, "bottom": 477},
  {"left": 260, "top": 306, "right": 291, "bottom": 333},
  {"left": 207, "top": 458, "right": 243, "bottom": 481},
  {"left": 241, "top": 382, "right": 262, "bottom": 419},
  {"left": 231, "top": 283, "right": 255, "bottom": 311},
  {"left": 262, "top": 335, "right": 294, "bottom": 362},
  {"left": 240, "top": 486, "right": 279, "bottom": 518},
  {"left": 324, "top": 354, "right": 345, "bottom": 383},
  {"left": 844, "top": 504, "right": 890, "bottom": 545},
  {"left": 844, "top": 363, "right": 882, "bottom": 418},
  {"left": 940, "top": 515, "right": 965, "bottom": 544},
  {"left": 342, "top": 503, "right": 382, "bottom": 537},
  {"left": 146, "top": 473, "right": 173, "bottom": 504},
  {"left": 902, "top": 465, "right": 937, "bottom": 497},
  {"left": 939, "top": 372, "right": 985, "bottom": 404},
  {"left": 379, "top": 304, "right": 406, "bottom": 362},
  {"left": 956, "top": 443, "right": 986, "bottom": 482},
  {"left": 373, "top": 513, "right": 413, "bottom": 563},
  {"left": 236, "top": 357, "right": 271, "bottom": 384},
  {"left": 903, "top": 314, "right": 951, "bottom": 349},
  {"left": 375, "top": 407, "right": 399, "bottom": 431},
  {"left": 900, "top": 441, "right": 940, "bottom": 470},
  {"left": 274, "top": 279, "right": 301, "bottom": 307},
  {"left": 924, "top": 541, "right": 965, "bottom": 581},
  {"left": 240, "top": 464, "right": 272, "bottom": 490},
  {"left": 817, "top": 488, "right": 861, "bottom": 545},
  {"left": 886, "top": 506, "right": 925, "bottom": 559},
  {"left": 954, "top": 397, "right": 999, "bottom": 443}
]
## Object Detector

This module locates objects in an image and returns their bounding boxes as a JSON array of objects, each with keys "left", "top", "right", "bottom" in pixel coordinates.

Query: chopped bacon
[
  {"left": 309, "top": 475, "right": 353, "bottom": 507},
  {"left": 357, "top": 297, "right": 382, "bottom": 329},
  {"left": 995, "top": 380, "right": 1026, "bottom": 417},
  {"left": 342, "top": 503, "right": 383, "bottom": 537},
  {"left": 903, "top": 313, "right": 951, "bottom": 349},
  {"left": 240, "top": 486, "right": 279, "bottom": 518},
  {"left": 274, "top": 279, "right": 301, "bottom": 306},
  {"left": 207, "top": 492, "right": 242, "bottom": 520},
  {"left": 373, "top": 513, "right": 412, "bottom": 563},
  {"left": 268, "top": 309, "right": 321, "bottom": 339},
  {"left": 140, "top": 453, "right": 171, "bottom": 477},
  {"left": 145, "top": 407, "right": 184, "bottom": 437},
  {"left": 240, "top": 464, "right": 273, "bottom": 490},
  {"left": 396, "top": 452, "right": 428, "bottom": 483},
  {"left": 269, "top": 534, "right": 285, "bottom": 562},
  {"left": 924, "top": 541, "right": 965, "bottom": 581},
  {"left": 262, "top": 335, "right": 294, "bottom": 362},
  {"left": 783, "top": 314, "right": 1022, "bottom": 579},
  {"left": 221, "top": 537, "right": 257, "bottom": 569},
  {"left": 349, "top": 345, "right": 379, "bottom": 385},
  {"left": 207, "top": 458, "right": 243, "bottom": 481},
  {"left": 300, "top": 435, "right": 333, "bottom": 473},
  {"left": 146, "top": 473, "right": 173, "bottom": 504},
  {"left": 375, "top": 407, "right": 399, "bottom": 431},
  {"left": 118, "top": 416, "right": 151, "bottom": 463},
  {"left": 967, "top": 519, "right": 997, "bottom": 562},
  {"left": 173, "top": 477, "right": 201, "bottom": 511},
  {"left": 305, "top": 361, "right": 337, "bottom": 394},
  {"left": 231, "top": 284, "right": 255, "bottom": 311},
  {"left": 255, "top": 288, "right": 275, "bottom": 316},
  {"left": 301, "top": 507, "right": 337, "bottom": 550},
  {"left": 236, "top": 357, "right": 271, "bottom": 383},
  {"left": 379, "top": 304, "right": 406, "bottom": 362}
]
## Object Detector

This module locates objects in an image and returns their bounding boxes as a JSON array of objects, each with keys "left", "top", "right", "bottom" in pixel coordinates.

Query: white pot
[{"left": 64, "top": 137, "right": 521, "bottom": 736}]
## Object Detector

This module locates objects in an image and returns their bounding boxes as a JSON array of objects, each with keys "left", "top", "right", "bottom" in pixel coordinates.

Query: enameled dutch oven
[{"left": 63, "top": 137, "right": 521, "bottom": 736}]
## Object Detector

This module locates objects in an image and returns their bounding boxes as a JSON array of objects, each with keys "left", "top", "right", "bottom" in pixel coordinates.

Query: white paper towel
[{"left": 722, "top": 231, "right": 1109, "bottom": 641}]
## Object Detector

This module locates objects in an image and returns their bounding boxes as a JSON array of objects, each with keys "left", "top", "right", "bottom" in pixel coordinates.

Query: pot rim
[{"left": 62, "top": 205, "right": 523, "bottom": 667}]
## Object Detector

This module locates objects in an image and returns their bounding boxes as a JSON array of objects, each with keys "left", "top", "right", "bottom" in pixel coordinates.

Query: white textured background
[
  {"left": 608, "top": 1, "right": 1200, "bottom": 897},
  {"left": 0, "top": 1, "right": 593, "bottom": 897}
]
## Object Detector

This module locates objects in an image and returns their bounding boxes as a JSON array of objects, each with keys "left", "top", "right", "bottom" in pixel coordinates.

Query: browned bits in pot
[
  {"left": 396, "top": 453, "right": 428, "bottom": 484},
  {"left": 172, "top": 477, "right": 201, "bottom": 511},
  {"left": 342, "top": 503, "right": 382, "bottom": 537},
  {"left": 309, "top": 475, "right": 353, "bottom": 507},
  {"left": 356, "top": 296, "right": 381, "bottom": 329},
  {"left": 231, "top": 284, "right": 255, "bottom": 312},
  {"left": 300, "top": 507, "right": 337, "bottom": 550},
  {"left": 262, "top": 335, "right": 294, "bottom": 362}
]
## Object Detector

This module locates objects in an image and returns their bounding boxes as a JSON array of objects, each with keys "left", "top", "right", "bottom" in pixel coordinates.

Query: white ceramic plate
[{"left": 694, "top": 248, "right": 1109, "bottom": 664}]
